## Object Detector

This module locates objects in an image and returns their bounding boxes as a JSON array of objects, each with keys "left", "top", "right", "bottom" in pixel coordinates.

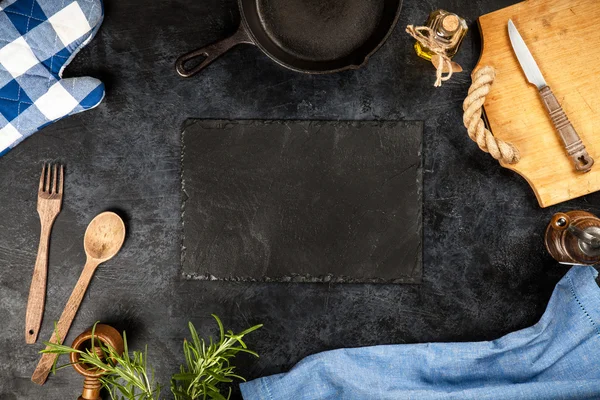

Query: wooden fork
[{"left": 25, "top": 163, "right": 64, "bottom": 344}]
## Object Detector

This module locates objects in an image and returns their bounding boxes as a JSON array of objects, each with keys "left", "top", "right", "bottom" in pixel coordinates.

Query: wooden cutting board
[{"left": 477, "top": 0, "right": 600, "bottom": 207}]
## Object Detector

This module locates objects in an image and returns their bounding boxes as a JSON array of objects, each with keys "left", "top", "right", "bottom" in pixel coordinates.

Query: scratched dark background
[{"left": 1, "top": 0, "right": 597, "bottom": 398}]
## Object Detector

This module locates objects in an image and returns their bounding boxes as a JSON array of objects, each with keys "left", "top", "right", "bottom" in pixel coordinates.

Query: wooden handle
[
  {"left": 539, "top": 86, "right": 594, "bottom": 172},
  {"left": 31, "top": 259, "right": 99, "bottom": 385},
  {"left": 550, "top": 212, "right": 571, "bottom": 231},
  {"left": 25, "top": 223, "right": 52, "bottom": 344}
]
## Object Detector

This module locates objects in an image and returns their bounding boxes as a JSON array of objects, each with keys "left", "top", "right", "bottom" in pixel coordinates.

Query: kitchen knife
[{"left": 508, "top": 19, "right": 594, "bottom": 172}]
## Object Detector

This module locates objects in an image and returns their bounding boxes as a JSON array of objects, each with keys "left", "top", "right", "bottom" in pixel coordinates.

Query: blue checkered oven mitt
[{"left": 0, "top": 0, "right": 104, "bottom": 156}]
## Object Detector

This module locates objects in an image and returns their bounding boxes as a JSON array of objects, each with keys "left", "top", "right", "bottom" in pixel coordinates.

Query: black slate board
[{"left": 182, "top": 120, "right": 423, "bottom": 283}]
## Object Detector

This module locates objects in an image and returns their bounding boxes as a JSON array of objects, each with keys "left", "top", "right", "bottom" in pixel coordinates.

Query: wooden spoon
[{"left": 31, "top": 212, "right": 126, "bottom": 385}]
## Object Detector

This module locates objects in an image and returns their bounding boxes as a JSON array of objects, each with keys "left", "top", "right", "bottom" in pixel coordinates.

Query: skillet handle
[{"left": 176, "top": 27, "right": 252, "bottom": 77}]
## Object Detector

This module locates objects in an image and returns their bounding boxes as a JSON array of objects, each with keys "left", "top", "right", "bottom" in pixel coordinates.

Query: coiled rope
[{"left": 463, "top": 66, "right": 520, "bottom": 164}]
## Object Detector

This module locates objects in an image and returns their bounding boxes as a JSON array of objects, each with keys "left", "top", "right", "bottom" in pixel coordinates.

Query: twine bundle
[{"left": 406, "top": 25, "right": 454, "bottom": 87}]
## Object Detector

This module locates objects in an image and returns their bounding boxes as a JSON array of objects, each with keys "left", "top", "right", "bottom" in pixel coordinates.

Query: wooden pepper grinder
[
  {"left": 70, "top": 324, "right": 124, "bottom": 400},
  {"left": 545, "top": 211, "right": 600, "bottom": 265}
]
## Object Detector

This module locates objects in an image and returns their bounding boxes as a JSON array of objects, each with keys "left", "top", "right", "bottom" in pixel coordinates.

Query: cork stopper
[{"left": 442, "top": 15, "right": 459, "bottom": 32}]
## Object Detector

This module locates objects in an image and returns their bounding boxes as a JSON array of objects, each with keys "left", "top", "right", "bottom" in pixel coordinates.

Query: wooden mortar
[{"left": 70, "top": 324, "right": 124, "bottom": 400}]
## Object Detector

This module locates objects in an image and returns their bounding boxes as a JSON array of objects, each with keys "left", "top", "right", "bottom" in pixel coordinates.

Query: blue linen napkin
[
  {"left": 0, "top": 0, "right": 104, "bottom": 156},
  {"left": 241, "top": 266, "right": 600, "bottom": 400}
]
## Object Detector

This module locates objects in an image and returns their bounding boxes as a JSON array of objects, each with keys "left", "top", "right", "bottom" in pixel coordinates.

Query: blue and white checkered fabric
[{"left": 0, "top": 0, "right": 104, "bottom": 157}]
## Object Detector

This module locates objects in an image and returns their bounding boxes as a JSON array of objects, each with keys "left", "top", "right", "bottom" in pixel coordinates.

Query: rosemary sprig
[
  {"left": 170, "top": 315, "right": 263, "bottom": 400},
  {"left": 40, "top": 316, "right": 262, "bottom": 400},
  {"left": 41, "top": 324, "right": 160, "bottom": 400}
]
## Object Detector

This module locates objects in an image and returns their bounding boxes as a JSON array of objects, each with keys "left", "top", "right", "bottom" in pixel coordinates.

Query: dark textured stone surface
[
  {"left": 182, "top": 120, "right": 423, "bottom": 283},
  {"left": 1, "top": 0, "right": 596, "bottom": 399}
]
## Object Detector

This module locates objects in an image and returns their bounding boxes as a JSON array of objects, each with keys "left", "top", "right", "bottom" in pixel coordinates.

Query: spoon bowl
[{"left": 83, "top": 212, "right": 126, "bottom": 262}]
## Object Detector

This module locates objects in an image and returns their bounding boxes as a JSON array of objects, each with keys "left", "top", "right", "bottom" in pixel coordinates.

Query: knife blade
[
  {"left": 508, "top": 20, "right": 546, "bottom": 89},
  {"left": 507, "top": 19, "right": 594, "bottom": 173}
]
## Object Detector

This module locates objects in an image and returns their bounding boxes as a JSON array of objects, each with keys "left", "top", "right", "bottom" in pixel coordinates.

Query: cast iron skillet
[{"left": 176, "top": 0, "right": 403, "bottom": 77}]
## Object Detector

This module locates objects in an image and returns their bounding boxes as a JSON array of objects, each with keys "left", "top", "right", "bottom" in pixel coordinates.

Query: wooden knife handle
[
  {"left": 25, "top": 223, "right": 52, "bottom": 344},
  {"left": 539, "top": 86, "right": 594, "bottom": 172},
  {"left": 31, "top": 260, "right": 98, "bottom": 385}
]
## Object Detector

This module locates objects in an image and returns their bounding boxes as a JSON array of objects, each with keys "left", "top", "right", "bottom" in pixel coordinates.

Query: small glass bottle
[{"left": 414, "top": 10, "right": 468, "bottom": 61}]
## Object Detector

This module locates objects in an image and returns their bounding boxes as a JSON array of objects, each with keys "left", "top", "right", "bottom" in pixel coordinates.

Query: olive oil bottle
[{"left": 414, "top": 10, "right": 468, "bottom": 61}]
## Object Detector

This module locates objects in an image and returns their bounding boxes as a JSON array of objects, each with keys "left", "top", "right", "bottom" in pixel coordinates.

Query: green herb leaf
[
  {"left": 39, "top": 315, "right": 260, "bottom": 400},
  {"left": 170, "top": 316, "right": 261, "bottom": 400}
]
